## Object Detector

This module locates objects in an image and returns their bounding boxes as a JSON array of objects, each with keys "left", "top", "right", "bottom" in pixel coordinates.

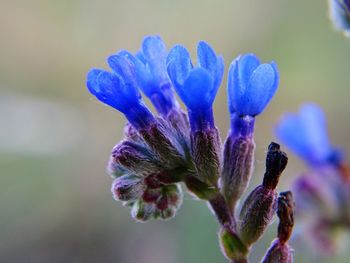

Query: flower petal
[{"left": 167, "top": 45, "right": 192, "bottom": 89}]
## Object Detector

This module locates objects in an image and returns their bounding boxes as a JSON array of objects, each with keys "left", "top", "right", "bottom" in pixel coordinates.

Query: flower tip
[
  {"left": 228, "top": 54, "right": 279, "bottom": 117},
  {"left": 107, "top": 50, "right": 138, "bottom": 80},
  {"left": 182, "top": 67, "right": 214, "bottom": 110},
  {"left": 86, "top": 68, "right": 104, "bottom": 94},
  {"left": 167, "top": 45, "right": 192, "bottom": 88}
]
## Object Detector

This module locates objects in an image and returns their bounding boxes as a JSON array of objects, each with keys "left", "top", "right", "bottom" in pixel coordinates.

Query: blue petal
[
  {"left": 180, "top": 68, "right": 214, "bottom": 110},
  {"left": 87, "top": 69, "right": 120, "bottom": 109},
  {"left": 141, "top": 36, "right": 169, "bottom": 83},
  {"left": 97, "top": 71, "right": 140, "bottom": 113},
  {"left": 197, "top": 41, "right": 224, "bottom": 91},
  {"left": 142, "top": 35, "right": 167, "bottom": 62},
  {"left": 107, "top": 51, "right": 139, "bottom": 85},
  {"left": 87, "top": 68, "right": 104, "bottom": 95},
  {"left": 227, "top": 54, "right": 279, "bottom": 116},
  {"left": 214, "top": 55, "right": 224, "bottom": 90},
  {"left": 197, "top": 41, "right": 217, "bottom": 77},
  {"left": 237, "top": 54, "right": 260, "bottom": 90},
  {"left": 167, "top": 45, "right": 193, "bottom": 90},
  {"left": 242, "top": 62, "right": 278, "bottom": 115},
  {"left": 276, "top": 104, "right": 336, "bottom": 166},
  {"left": 227, "top": 54, "right": 261, "bottom": 114},
  {"left": 298, "top": 104, "right": 332, "bottom": 163}
]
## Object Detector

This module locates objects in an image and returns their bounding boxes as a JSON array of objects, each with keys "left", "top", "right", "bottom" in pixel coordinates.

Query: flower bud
[
  {"left": 220, "top": 117, "right": 255, "bottom": 211},
  {"left": 111, "top": 140, "right": 161, "bottom": 176},
  {"left": 227, "top": 54, "right": 279, "bottom": 117},
  {"left": 277, "top": 191, "right": 295, "bottom": 244},
  {"left": 263, "top": 142, "right": 288, "bottom": 190},
  {"left": 135, "top": 36, "right": 180, "bottom": 116},
  {"left": 238, "top": 142, "right": 288, "bottom": 246},
  {"left": 219, "top": 227, "right": 249, "bottom": 261},
  {"left": 107, "top": 155, "right": 128, "bottom": 178},
  {"left": 131, "top": 200, "right": 156, "bottom": 222},
  {"left": 191, "top": 128, "right": 221, "bottom": 186},
  {"left": 111, "top": 174, "right": 146, "bottom": 201},
  {"left": 238, "top": 185, "right": 277, "bottom": 246},
  {"left": 139, "top": 120, "right": 186, "bottom": 168},
  {"left": 261, "top": 239, "right": 293, "bottom": 263},
  {"left": 261, "top": 191, "right": 295, "bottom": 263}
]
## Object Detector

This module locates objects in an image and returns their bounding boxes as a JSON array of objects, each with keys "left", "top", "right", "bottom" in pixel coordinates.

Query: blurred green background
[{"left": 1, "top": 0, "right": 349, "bottom": 262}]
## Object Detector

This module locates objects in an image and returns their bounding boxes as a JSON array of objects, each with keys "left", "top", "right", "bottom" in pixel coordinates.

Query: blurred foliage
[{"left": 1, "top": 0, "right": 350, "bottom": 262}]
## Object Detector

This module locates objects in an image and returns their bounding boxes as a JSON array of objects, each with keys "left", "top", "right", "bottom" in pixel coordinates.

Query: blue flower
[
  {"left": 275, "top": 103, "right": 341, "bottom": 167},
  {"left": 227, "top": 54, "right": 279, "bottom": 117},
  {"left": 86, "top": 51, "right": 155, "bottom": 130},
  {"left": 167, "top": 41, "right": 224, "bottom": 131},
  {"left": 329, "top": 0, "right": 350, "bottom": 37},
  {"left": 134, "top": 36, "right": 179, "bottom": 116}
]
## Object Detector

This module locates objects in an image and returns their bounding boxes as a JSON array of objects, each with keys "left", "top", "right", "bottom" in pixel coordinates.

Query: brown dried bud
[{"left": 277, "top": 191, "right": 295, "bottom": 244}]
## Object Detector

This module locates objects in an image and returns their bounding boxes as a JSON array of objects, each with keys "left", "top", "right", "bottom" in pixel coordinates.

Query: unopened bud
[
  {"left": 261, "top": 191, "right": 295, "bottom": 263},
  {"left": 263, "top": 142, "right": 288, "bottom": 190},
  {"left": 107, "top": 155, "right": 128, "bottom": 178},
  {"left": 139, "top": 120, "right": 185, "bottom": 168},
  {"left": 112, "top": 140, "right": 161, "bottom": 176},
  {"left": 277, "top": 191, "right": 295, "bottom": 244},
  {"left": 123, "top": 122, "right": 142, "bottom": 142},
  {"left": 191, "top": 128, "right": 221, "bottom": 186},
  {"left": 111, "top": 174, "right": 146, "bottom": 201},
  {"left": 238, "top": 143, "right": 288, "bottom": 246},
  {"left": 221, "top": 135, "right": 255, "bottom": 211},
  {"left": 238, "top": 185, "right": 277, "bottom": 246},
  {"left": 131, "top": 200, "right": 156, "bottom": 222},
  {"left": 219, "top": 227, "right": 249, "bottom": 261},
  {"left": 261, "top": 239, "right": 293, "bottom": 263},
  {"left": 166, "top": 109, "right": 191, "bottom": 152}
]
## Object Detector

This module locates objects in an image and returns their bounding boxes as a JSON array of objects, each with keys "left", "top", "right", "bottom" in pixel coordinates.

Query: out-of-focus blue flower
[
  {"left": 329, "top": 0, "right": 350, "bottom": 37},
  {"left": 275, "top": 103, "right": 341, "bottom": 167},
  {"left": 227, "top": 54, "right": 279, "bottom": 117},
  {"left": 135, "top": 36, "right": 179, "bottom": 116},
  {"left": 87, "top": 51, "right": 155, "bottom": 130},
  {"left": 167, "top": 41, "right": 224, "bottom": 131}
]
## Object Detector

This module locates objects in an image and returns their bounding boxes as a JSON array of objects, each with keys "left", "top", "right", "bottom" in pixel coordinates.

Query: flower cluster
[
  {"left": 87, "top": 35, "right": 294, "bottom": 263},
  {"left": 276, "top": 103, "right": 350, "bottom": 256}
]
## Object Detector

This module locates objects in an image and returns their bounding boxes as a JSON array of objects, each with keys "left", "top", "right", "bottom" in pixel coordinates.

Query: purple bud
[
  {"left": 131, "top": 200, "right": 156, "bottom": 222},
  {"left": 139, "top": 120, "right": 186, "bottom": 168},
  {"left": 166, "top": 109, "right": 191, "bottom": 154},
  {"left": 111, "top": 174, "right": 146, "bottom": 201},
  {"left": 221, "top": 133, "right": 255, "bottom": 211},
  {"left": 123, "top": 122, "right": 143, "bottom": 142},
  {"left": 107, "top": 155, "right": 128, "bottom": 178},
  {"left": 141, "top": 183, "right": 183, "bottom": 221},
  {"left": 111, "top": 140, "right": 161, "bottom": 176},
  {"left": 191, "top": 127, "right": 221, "bottom": 186},
  {"left": 238, "top": 143, "right": 288, "bottom": 246},
  {"left": 261, "top": 239, "right": 293, "bottom": 263},
  {"left": 261, "top": 191, "right": 295, "bottom": 263},
  {"left": 238, "top": 185, "right": 278, "bottom": 246}
]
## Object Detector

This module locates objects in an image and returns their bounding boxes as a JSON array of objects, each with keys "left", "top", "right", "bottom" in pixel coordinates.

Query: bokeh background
[{"left": 1, "top": 0, "right": 349, "bottom": 262}]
